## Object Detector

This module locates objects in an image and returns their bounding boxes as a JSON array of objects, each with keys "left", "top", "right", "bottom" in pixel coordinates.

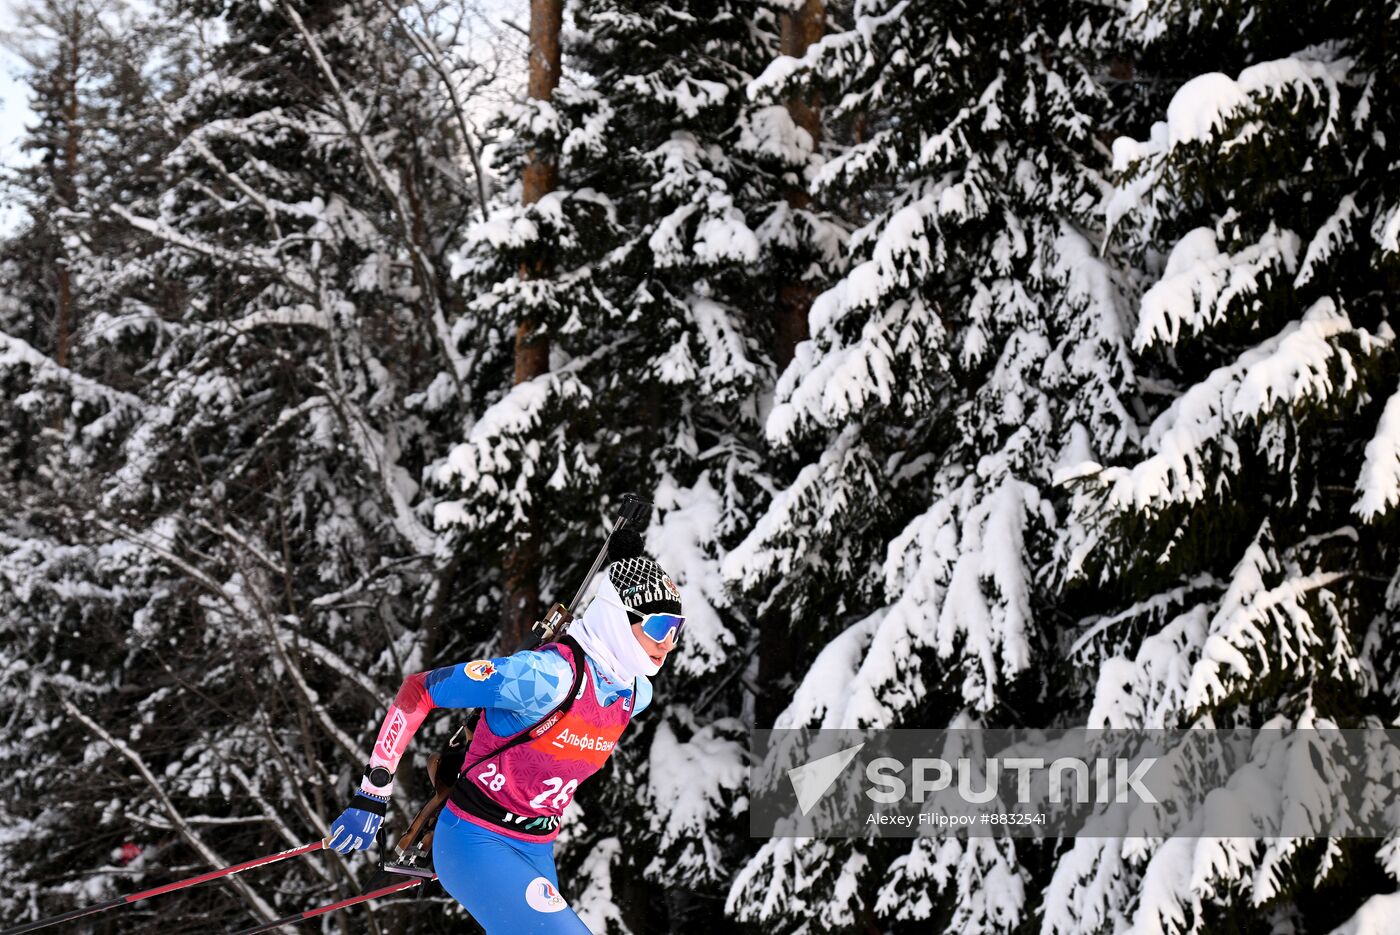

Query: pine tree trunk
[
  {"left": 522, "top": 0, "right": 563, "bottom": 207},
  {"left": 502, "top": 0, "right": 564, "bottom": 647},
  {"left": 771, "top": 0, "right": 824, "bottom": 372},
  {"left": 757, "top": 0, "right": 825, "bottom": 730}
]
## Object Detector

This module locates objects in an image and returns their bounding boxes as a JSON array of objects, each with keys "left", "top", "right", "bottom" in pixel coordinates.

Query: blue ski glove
[{"left": 326, "top": 792, "right": 389, "bottom": 854}]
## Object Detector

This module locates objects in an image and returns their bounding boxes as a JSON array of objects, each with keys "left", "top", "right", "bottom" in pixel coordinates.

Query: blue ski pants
[{"left": 433, "top": 807, "right": 593, "bottom": 934}]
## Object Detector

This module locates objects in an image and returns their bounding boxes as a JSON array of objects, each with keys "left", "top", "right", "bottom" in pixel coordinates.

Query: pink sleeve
[{"left": 360, "top": 672, "right": 435, "bottom": 796}]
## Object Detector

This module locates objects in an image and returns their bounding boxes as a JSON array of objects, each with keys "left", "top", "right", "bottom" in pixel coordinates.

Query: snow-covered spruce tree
[
  {"left": 0, "top": 0, "right": 178, "bottom": 478},
  {"left": 0, "top": 0, "right": 504, "bottom": 930},
  {"left": 1049, "top": 2, "right": 1400, "bottom": 933},
  {"left": 723, "top": 0, "right": 1142, "bottom": 930},
  {"left": 0, "top": 3, "right": 202, "bottom": 926},
  {"left": 438, "top": 2, "right": 844, "bottom": 931},
  {"left": 1, "top": 0, "right": 119, "bottom": 371}
]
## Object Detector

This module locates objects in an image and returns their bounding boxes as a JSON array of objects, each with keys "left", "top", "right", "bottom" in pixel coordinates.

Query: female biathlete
[{"left": 323, "top": 534, "right": 684, "bottom": 933}]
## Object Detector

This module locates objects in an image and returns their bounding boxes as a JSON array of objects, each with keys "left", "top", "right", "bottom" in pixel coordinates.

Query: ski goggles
[{"left": 626, "top": 610, "right": 686, "bottom": 644}]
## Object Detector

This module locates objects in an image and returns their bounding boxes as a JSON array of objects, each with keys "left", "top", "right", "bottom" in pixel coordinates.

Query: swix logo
[
  {"left": 552, "top": 727, "right": 616, "bottom": 755},
  {"left": 377, "top": 710, "right": 407, "bottom": 759},
  {"left": 530, "top": 711, "right": 564, "bottom": 739}
]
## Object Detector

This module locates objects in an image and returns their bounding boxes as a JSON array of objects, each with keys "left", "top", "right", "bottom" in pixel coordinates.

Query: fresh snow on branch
[
  {"left": 1082, "top": 301, "right": 1388, "bottom": 520},
  {"left": 0, "top": 329, "right": 143, "bottom": 412},
  {"left": 1134, "top": 226, "right": 1300, "bottom": 351},
  {"left": 1353, "top": 383, "right": 1400, "bottom": 521}
]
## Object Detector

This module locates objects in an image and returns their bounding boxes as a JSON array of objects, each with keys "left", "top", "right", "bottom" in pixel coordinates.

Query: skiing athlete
[{"left": 324, "top": 531, "right": 684, "bottom": 933}]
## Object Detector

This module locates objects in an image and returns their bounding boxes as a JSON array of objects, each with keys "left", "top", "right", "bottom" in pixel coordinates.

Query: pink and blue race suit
[
  {"left": 360, "top": 635, "right": 649, "bottom": 934},
  {"left": 448, "top": 637, "right": 633, "bottom": 841}
]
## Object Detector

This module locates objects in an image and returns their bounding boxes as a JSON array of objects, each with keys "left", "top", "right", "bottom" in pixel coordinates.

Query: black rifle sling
[
  {"left": 452, "top": 634, "right": 588, "bottom": 782},
  {"left": 375, "top": 639, "right": 595, "bottom": 883}
]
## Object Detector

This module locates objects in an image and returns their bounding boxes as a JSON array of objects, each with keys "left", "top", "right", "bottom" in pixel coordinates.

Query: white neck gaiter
[{"left": 567, "top": 577, "right": 660, "bottom": 682}]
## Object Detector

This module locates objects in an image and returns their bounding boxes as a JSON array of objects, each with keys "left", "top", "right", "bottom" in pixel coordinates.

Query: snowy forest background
[{"left": 1, "top": 0, "right": 1398, "bottom": 931}]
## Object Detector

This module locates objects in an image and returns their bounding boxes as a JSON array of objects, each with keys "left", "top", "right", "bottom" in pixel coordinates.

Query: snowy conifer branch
[
  {"left": 93, "top": 519, "right": 255, "bottom": 625},
  {"left": 1133, "top": 225, "right": 1300, "bottom": 351},
  {"left": 1353, "top": 384, "right": 1400, "bottom": 521},
  {"left": 331, "top": 396, "right": 438, "bottom": 554},
  {"left": 168, "top": 121, "right": 288, "bottom": 243},
  {"left": 220, "top": 305, "right": 332, "bottom": 334},
  {"left": 307, "top": 554, "right": 432, "bottom": 610},
  {"left": 0, "top": 329, "right": 143, "bottom": 410},
  {"left": 113, "top": 206, "right": 317, "bottom": 297},
  {"left": 1081, "top": 302, "right": 1389, "bottom": 527},
  {"left": 642, "top": 715, "right": 747, "bottom": 884},
  {"left": 274, "top": 0, "right": 468, "bottom": 390}
]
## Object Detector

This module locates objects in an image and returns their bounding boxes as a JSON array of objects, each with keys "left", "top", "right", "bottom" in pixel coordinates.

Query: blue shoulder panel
[
  {"left": 633, "top": 676, "right": 653, "bottom": 716},
  {"left": 429, "top": 646, "right": 654, "bottom": 735},
  {"left": 426, "top": 650, "right": 572, "bottom": 725}
]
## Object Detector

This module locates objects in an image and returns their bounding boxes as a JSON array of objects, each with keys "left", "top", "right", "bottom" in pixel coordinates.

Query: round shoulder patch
[
  {"left": 524, "top": 876, "right": 568, "bottom": 913},
  {"left": 464, "top": 660, "right": 497, "bottom": 681}
]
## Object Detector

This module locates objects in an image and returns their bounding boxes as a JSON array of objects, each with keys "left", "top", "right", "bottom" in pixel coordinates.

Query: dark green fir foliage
[
  {"left": 1050, "top": 1, "right": 1400, "bottom": 932},
  {"left": 722, "top": 0, "right": 1144, "bottom": 930}
]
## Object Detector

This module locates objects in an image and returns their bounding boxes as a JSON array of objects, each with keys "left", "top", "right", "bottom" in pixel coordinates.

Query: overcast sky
[
  {"left": 0, "top": 1, "right": 31, "bottom": 163},
  {"left": 0, "top": 0, "right": 34, "bottom": 233}
]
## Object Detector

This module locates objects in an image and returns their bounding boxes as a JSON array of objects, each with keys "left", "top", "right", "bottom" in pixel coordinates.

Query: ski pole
[
  {"left": 227, "top": 876, "right": 431, "bottom": 934},
  {"left": 0, "top": 841, "right": 326, "bottom": 935}
]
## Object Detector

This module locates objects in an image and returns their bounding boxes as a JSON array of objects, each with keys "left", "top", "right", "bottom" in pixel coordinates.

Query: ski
[
  {"left": 0, "top": 841, "right": 326, "bottom": 935},
  {"left": 227, "top": 877, "right": 431, "bottom": 935}
]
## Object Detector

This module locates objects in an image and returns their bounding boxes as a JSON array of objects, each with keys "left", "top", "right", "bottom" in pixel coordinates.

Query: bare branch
[
  {"left": 378, "top": 0, "right": 494, "bottom": 222},
  {"left": 62, "top": 701, "right": 280, "bottom": 923},
  {"left": 273, "top": 0, "right": 468, "bottom": 392}
]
